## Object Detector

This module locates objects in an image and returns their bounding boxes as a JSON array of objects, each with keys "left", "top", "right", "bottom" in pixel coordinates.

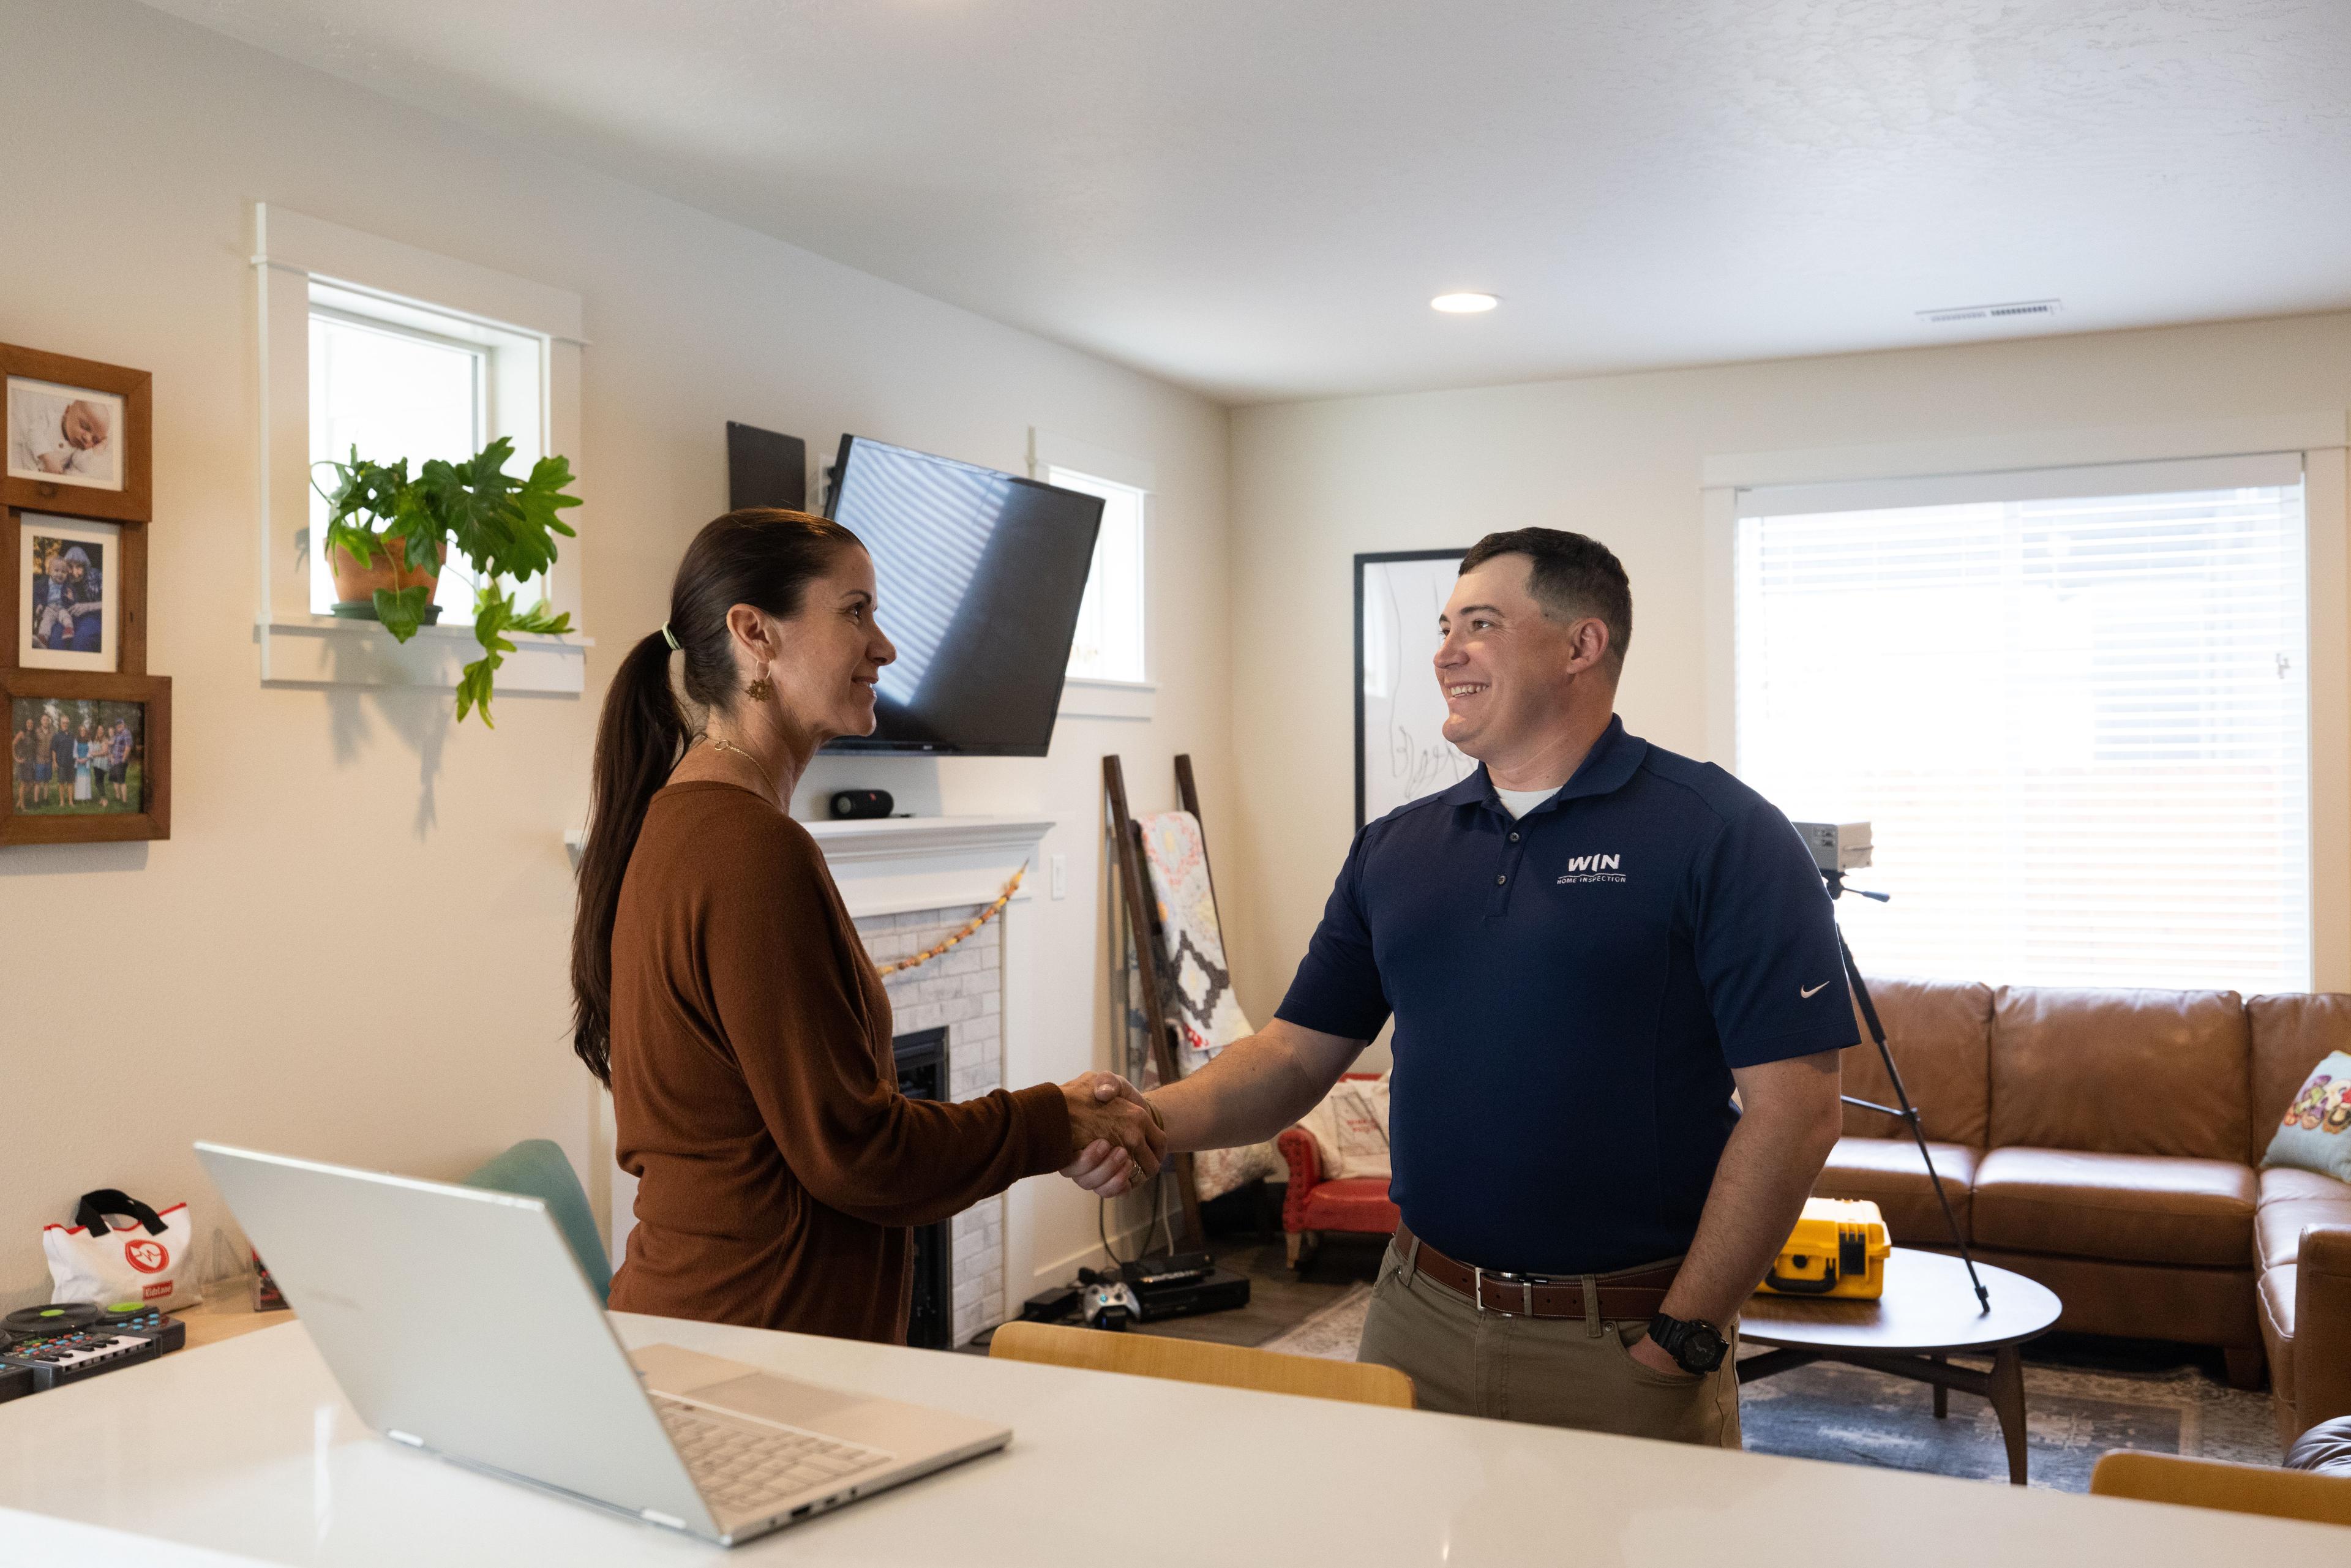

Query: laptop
[{"left": 194, "top": 1142, "right": 1011, "bottom": 1547}]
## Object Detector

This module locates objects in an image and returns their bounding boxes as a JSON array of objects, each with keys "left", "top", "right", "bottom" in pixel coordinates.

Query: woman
[
  {"left": 571, "top": 509, "right": 1162, "bottom": 1344},
  {"left": 72, "top": 722, "right": 92, "bottom": 803}
]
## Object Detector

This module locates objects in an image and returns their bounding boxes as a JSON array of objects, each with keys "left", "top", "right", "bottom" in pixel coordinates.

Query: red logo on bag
[{"left": 124, "top": 1238, "right": 169, "bottom": 1275}]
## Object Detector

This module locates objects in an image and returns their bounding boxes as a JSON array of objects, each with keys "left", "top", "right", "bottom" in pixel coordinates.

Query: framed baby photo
[
  {"left": 1, "top": 343, "right": 152, "bottom": 523},
  {"left": 0, "top": 669, "right": 171, "bottom": 846}
]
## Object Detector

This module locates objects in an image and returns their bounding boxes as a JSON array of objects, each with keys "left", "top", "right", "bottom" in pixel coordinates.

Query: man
[{"left": 1070, "top": 528, "right": 1853, "bottom": 1447}]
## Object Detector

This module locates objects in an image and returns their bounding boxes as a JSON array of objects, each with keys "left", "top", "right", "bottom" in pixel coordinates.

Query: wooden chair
[
  {"left": 989, "top": 1319, "right": 1415, "bottom": 1409},
  {"left": 2088, "top": 1450, "right": 2351, "bottom": 1526}
]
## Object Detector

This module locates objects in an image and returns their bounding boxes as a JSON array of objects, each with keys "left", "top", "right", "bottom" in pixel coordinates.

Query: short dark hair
[{"left": 1459, "top": 528, "right": 1632, "bottom": 675}]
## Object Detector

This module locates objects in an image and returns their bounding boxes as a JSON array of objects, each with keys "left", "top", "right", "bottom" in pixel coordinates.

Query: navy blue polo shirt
[{"left": 1277, "top": 716, "right": 1856, "bottom": 1277}]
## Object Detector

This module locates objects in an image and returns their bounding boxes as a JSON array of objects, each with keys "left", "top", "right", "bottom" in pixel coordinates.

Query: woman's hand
[{"left": 1059, "top": 1073, "right": 1165, "bottom": 1198}]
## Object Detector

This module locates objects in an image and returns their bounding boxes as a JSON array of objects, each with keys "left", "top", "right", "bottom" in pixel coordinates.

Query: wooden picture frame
[
  {"left": 1, "top": 343, "right": 152, "bottom": 524},
  {"left": 2, "top": 507, "right": 148, "bottom": 675},
  {"left": 0, "top": 668, "right": 171, "bottom": 845}
]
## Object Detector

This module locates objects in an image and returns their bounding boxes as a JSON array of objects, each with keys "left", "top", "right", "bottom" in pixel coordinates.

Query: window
[
  {"left": 253, "top": 204, "right": 587, "bottom": 695},
  {"left": 307, "top": 302, "right": 487, "bottom": 617},
  {"left": 1732, "top": 454, "right": 2311, "bottom": 994},
  {"left": 1048, "top": 465, "right": 1146, "bottom": 683}
]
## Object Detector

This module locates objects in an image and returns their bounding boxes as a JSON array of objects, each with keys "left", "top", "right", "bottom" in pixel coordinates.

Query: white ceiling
[{"left": 143, "top": 0, "right": 2351, "bottom": 404}]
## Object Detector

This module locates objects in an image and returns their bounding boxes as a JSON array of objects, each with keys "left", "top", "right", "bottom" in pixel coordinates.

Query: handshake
[{"left": 1057, "top": 1073, "right": 1166, "bottom": 1199}]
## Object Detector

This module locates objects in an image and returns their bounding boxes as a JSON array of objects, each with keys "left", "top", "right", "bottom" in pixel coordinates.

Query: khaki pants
[{"left": 1355, "top": 1240, "right": 1742, "bottom": 1447}]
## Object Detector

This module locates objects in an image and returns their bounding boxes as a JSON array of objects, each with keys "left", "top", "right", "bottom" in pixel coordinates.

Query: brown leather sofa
[{"left": 1813, "top": 980, "right": 2351, "bottom": 1444}]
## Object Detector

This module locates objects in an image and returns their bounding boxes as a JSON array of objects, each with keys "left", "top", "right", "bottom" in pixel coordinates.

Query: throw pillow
[
  {"left": 2263, "top": 1049, "right": 2351, "bottom": 1184},
  {"left": 1297, "top": 1078, "right": 1392, "bottom": 1181}
]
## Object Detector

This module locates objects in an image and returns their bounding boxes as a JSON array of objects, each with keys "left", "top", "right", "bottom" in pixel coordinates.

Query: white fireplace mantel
[{"left": 803, "top": 814, "right": 1052, "bottom": 921}]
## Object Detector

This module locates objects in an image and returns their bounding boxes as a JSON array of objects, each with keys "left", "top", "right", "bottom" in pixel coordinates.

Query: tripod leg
[{"left": 1836, "top": 928, "right": 1991, "bottom": 1312}]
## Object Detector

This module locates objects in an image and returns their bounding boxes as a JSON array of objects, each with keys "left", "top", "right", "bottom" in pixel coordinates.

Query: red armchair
[{"left": 1277, "top": 1075, "right": 1400, "bottom": 1268}]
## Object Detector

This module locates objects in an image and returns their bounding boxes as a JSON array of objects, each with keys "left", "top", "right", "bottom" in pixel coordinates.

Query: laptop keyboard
[{"left": 653, "top": 1394, "right": 894, "bottom": 1517}]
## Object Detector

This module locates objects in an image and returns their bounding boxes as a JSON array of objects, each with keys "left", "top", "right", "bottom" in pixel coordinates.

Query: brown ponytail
[{"left": 569, "top": 508, "right": 864, "bottom": 1086}]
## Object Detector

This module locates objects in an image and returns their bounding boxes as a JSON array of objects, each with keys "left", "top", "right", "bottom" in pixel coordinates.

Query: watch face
[{"left": 1684, "top": 1324, "right": 1727, "bottom": 1371}]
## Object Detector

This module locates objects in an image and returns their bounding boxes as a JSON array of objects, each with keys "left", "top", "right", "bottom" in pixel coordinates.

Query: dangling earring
[{"left": 744, "top": 667, "right": 774, "bottom": 702}]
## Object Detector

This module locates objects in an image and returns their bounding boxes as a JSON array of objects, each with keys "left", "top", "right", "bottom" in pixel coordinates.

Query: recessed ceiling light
[{"left": 1431, "top": 292, "right": 1499, "bottom": 314}]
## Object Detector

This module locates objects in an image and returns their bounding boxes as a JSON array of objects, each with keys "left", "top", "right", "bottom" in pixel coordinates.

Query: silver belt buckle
[{"left": 1475, "top": 1267, "right": 1540, "bottom": 1317}]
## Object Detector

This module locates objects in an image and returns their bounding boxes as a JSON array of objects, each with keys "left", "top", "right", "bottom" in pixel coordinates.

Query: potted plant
[{"left": 315, "top": 437, "right": 581, "bottom": 725}]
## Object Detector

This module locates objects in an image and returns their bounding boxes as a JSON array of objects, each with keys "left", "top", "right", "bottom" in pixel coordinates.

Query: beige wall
[
  {"left": 1225, "top": 314, "right": 2351, "bottom": 1059},
  {"left": 0, "top": 0, "right": 1229, "bottom": 1308}
]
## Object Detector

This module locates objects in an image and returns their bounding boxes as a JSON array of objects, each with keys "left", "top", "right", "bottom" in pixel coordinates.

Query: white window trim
[
  {"left": 1030, "top": 427, "right": 1154, "bottom": 715},
  {"left": 251, "top": 203, "right": 592, "bottom": 692},
  {"left": 1698, "top": 410, "right": 2351, "bottom": 991}
]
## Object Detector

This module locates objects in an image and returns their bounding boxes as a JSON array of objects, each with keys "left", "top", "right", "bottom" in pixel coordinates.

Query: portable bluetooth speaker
[{"left": 828, "top": 789, "right": 894, "bottom": 820}]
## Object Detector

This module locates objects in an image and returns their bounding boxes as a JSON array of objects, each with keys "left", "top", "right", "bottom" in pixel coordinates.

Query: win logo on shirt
[{"left": 1557, "top": 853, "right": 1626, "bottom": 885}]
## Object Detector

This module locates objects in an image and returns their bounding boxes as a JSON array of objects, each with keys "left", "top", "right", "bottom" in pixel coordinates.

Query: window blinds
[{"left": 1732, "top": 453, "right": 2311, "bottom": 995}]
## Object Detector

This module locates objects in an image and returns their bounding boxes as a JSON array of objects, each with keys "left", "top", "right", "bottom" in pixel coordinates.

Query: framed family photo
[
  {"left": 13, "top": 515, "right": 122, "bottom": 672},
  {"left": 0, "top": 669, "right": 171, "bottom": 846},
  {"left": 1, "top": 343, "right": 152, "bottom": 523}
]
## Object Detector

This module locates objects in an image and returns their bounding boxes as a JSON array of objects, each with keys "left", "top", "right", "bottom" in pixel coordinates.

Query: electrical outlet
[{"left": 1050, "top": 853, "right": 1067, "bottom": 899}]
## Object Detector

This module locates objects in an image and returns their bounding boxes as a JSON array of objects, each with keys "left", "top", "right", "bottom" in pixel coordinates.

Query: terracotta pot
[{"left": 329, "top": 535, "right": 447, "bottom": 609}]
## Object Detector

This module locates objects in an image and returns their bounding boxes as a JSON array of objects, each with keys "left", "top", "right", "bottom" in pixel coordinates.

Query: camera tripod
[{"left": 1823, "top": 868, "right": 1993, "bottom": 1313}]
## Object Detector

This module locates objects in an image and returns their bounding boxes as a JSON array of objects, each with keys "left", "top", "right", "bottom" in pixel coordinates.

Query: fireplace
[{"left": 893, "top": 1027, "right": 952, "bottom": 1350}]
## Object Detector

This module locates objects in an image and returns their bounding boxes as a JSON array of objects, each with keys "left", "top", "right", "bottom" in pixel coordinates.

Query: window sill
[
  {"left": 1059, "top": 677, "right": 1155, "bottom": 721},
  {"left": 255, "top": 615, "right": 594, "bottom": 694}
]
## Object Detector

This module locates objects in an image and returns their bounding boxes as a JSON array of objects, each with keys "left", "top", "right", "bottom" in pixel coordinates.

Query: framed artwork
[
  {"left": 0, "top": 669, "right": 171, "bottom": 845},
  {"left": 1, "top": 343, "right": 152, "bottom": 523},
  {"left": 1355, "top": 549, "right": 1474, "bottom": 828}
]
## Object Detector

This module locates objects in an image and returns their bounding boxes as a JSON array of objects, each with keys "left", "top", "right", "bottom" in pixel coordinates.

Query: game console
[{"left": 1043, "top": 1255, "right": 1250, "bottom": 1330}]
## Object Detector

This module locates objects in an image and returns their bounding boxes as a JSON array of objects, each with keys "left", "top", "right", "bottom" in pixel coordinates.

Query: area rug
[{"left": 1255, "top": 1286, "right": 2279, "bottom": 1491}]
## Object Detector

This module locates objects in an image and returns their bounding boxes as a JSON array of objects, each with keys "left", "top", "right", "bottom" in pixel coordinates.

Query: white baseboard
[{"left": 1024, "top": 1214, "right": 1182, "bottom": 1298}]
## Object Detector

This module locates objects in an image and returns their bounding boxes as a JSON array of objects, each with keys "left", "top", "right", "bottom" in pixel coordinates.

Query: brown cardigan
[{"left": 606, "top": 781, "right": 1071, "bottom": 1343}]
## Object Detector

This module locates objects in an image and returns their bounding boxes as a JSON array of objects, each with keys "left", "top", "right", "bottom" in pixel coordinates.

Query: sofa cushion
[
  {"left": 2256, "top": 1167, "right": 2351, "bottom": 1270},
  {"left": 2249, "top": 994, "right": 2351, "bottom": 1165},
  {"left": 1988, "top": 986, "right": 2250, "bottom": 1160},
  {"left": 1295, "top": 1177, "right": 1399, "bottom": 1235},
  {"left": 1972, "top": 1147, "right": 2255, "bottom": 1267},
  {"left": 1814, "top": 1138, "right": 1976, "bottom": 1245},
  {"left": 1840, "top": 978, "right": 1991, "bottom": 1147}
]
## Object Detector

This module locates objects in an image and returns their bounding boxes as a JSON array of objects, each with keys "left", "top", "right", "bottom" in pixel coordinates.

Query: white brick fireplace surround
[{"left": 597, "top": 815, "right": 1052, "bottom": 1348}]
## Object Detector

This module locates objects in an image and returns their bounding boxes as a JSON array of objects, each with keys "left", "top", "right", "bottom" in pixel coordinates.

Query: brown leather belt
[{"left": 1394, "top": 1221, "right": 1681, "bottom": 1321}]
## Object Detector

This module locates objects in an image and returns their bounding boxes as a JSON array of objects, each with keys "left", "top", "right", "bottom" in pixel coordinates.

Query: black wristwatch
[{"left": 1646, "top": 1312, "right": 1728, "bottom": 1375}]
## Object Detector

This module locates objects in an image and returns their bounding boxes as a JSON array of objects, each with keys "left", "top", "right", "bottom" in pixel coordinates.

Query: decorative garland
[{"left": 874, "top": 864, "right": 1026, "bottom": 977}]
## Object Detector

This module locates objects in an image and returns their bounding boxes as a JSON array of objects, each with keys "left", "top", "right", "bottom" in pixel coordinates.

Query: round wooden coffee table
[{"left": 1738, "top": 1248, "right": 2062, "bottom": 1485}]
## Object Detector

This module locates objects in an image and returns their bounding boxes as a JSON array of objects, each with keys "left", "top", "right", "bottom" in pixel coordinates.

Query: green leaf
[
  {"left": 506, "top": 597, "right": 572, "bottom": 637},
  {"left": 373, "top": 583, "right": 433, "bottom": 642}
]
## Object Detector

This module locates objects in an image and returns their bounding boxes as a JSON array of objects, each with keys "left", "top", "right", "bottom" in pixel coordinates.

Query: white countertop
[{"left": 0, "top": 1312, "right": 2332, "bottom": 1564}]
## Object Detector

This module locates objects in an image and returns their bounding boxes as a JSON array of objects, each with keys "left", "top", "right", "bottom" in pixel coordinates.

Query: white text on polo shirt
[{"left": 1556, "top": 854, "right": 1627, "bottom": 885}]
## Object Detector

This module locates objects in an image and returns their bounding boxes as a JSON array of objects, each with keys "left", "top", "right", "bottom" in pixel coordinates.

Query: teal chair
[{"left": 462, "top": 1139, "right": 612, "bottom": 1304}]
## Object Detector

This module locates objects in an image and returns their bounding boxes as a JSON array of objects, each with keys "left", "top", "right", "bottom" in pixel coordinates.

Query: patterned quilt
[{"left": 1125, "top": 809, "right": 1284, "bottom": 1201}]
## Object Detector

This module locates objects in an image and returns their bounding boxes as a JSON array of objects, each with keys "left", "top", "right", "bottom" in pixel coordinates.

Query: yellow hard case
[{"left": 1758, "top": 1197, "right": 1890, "bottom": 1300}]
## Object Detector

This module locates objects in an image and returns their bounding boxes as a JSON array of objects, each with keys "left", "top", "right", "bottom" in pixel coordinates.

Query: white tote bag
[{"left": 42, "top": 1189, "right": 200, "bottom": 1312}]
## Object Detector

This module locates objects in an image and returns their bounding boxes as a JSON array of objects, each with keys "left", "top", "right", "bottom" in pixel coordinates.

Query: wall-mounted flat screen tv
[{"left": 822, "top": 435, "right": 1104, "bottom": 756}]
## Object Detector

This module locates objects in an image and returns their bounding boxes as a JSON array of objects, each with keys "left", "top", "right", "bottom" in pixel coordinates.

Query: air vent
[{"left": 1918, "top": 298, "right": 2063, "bottom": 326}]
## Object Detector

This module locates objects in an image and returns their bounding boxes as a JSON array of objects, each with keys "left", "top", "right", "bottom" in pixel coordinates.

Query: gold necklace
[{"left": 701, "top": 736, "right": 779, "bottom": 804}]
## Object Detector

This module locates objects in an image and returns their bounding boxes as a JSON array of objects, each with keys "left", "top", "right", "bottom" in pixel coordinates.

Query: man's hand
[
  {"left": 1627, "top": 1330, "right": 1696, "bottom": 1380},
  {"left": 1059, "top": 1073, "right": 1164, "bottom": 1196}
]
